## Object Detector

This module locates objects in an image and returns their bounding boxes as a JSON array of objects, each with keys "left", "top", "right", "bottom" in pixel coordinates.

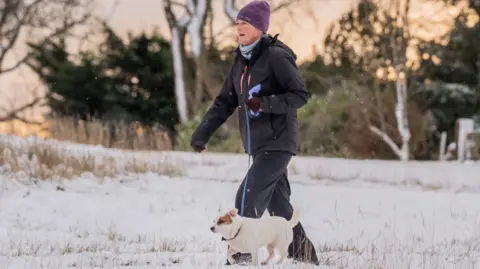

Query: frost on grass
[
  {"left": 0, "top": 134, "right": 183, "bottom": 180},
  {"left": 162, "top": 150, "right": 480, "bottom": 193},
  {"left": 2, "top": 135, "right": 480, "bottom": 268},
  {"left": 3, "top": 133, "right": 480, "bottom": 192},
  {"left": 2, "top": 169, "right": 480, "bottom": 269}
]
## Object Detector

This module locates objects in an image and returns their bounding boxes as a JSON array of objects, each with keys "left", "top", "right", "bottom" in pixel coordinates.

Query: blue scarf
[{"left": 239, "top": 36, "right": 263, "bottom": 60}]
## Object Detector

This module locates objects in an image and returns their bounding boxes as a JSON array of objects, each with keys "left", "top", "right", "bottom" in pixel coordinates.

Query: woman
[{"left": 190, "top": 0, "right": 319, "bottom": 265}]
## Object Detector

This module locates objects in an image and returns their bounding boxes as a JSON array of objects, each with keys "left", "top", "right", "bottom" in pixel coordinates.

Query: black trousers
[
  {"left": 232, "top": 151, "right": 319, "bottom": 265},
  {"left": 235, "top": 151, "right": 293, "bottom": 219}
]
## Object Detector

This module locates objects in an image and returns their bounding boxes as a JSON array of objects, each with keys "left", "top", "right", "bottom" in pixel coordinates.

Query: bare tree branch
[
  {"left": 0, "top": 0, "right": 95, "bottom": 76},
  {"left": 2, "top": 14, "right": 90, "bottom": 74},
  {"left": 0, "top": 95, "right": 45, "bottom": 125},
  {"left": 369, "top": 124, "right": 402, "bottom": 156},
  {"left": 163, "top": 0, "right": 195, "bottom": 123},
  {"left": 0, "top": 0, "right": 95, "bottom": 126},
  {"left": 164, "top": 0, "right": 193, "bottom": 27},
  {"left": 0, "top": 0, "right": 44, "bottom": 73}
]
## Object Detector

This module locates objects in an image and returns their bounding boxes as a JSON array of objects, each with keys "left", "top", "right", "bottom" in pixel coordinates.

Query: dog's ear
[{"left": 228, "top": 208, "right": 238, "bottom": 216}]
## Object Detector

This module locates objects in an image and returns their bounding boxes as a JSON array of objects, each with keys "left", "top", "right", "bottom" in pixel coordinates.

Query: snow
[{"left": 1, "top": 134, "right": 480, "bottom": 268}]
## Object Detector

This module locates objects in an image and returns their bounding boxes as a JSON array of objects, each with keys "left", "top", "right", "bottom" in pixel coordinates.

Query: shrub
[
  {"left": 47, "top": 116, "right": 172, "bottom": 151},
  {"left": 174, "top": 102, "right": 244, "bottom": 153}
]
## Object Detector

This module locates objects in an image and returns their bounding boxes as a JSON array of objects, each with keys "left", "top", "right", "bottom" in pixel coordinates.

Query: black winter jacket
[{"left": 190, "top": 34, "right": 308, "bottom": 156}]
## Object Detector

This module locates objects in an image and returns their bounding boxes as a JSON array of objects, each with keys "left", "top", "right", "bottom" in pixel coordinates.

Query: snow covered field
[{"left": 1, "top": 134, "right": 480, "bottom": 268}]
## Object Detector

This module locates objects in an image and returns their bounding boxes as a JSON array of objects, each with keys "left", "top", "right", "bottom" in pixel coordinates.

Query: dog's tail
[{"left": 288, "top": 206, "right": 300, "bottom": 228}]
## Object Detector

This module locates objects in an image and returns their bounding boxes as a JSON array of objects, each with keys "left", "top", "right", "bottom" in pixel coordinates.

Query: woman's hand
[
  {"left": 245, "top": 96, "right": 261, "bottom": 112},
  {"left": 191, "top": 141, "right": 206, "bottom": 152}
]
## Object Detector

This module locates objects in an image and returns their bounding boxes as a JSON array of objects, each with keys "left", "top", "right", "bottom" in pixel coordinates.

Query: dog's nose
[{"left": 210, "top": 226, "right": 214, "bottom": 232}]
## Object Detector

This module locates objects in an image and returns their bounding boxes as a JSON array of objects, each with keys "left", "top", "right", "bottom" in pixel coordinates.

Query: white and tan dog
[{"left": 210, "top": 207, "right": 299, "bottom": 266}]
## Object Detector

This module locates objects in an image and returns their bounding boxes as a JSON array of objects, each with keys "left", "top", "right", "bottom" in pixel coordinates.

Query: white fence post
[
  {"left": 456, "top": 118, "right": 475, "bottom": 162},
  {"left": 439, "top": 131, "right": 447, "bottom": 161}
]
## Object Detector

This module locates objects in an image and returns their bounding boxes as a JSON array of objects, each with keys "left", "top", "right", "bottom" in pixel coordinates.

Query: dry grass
[
  {"left": 0, "top": 119, "right": 49, "bottom": 138},
  {"left": 0, "top": 116, "right": 173, "bottom": 152},
  {"left": 0, "top": 134, "right": 183, "bottom": 180},
  {"left": 47, "top": 117, "right": 173, "bottom": 151}
]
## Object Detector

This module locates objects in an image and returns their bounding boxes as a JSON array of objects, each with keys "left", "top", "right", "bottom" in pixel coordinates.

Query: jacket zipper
[
  {"left": 240, "top": 66, "right": 252, "bottom": 125},
  {"left": 240, "top": 66, "right": 251, "bottom": 97}
]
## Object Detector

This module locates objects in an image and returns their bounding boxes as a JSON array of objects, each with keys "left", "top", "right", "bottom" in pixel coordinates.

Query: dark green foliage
[
  {"left": 413, "top": 11, "right": 480, "bottom": 144},
  {"left": 416, "top": 14, "right": 480, "bottom": 86},
  {"left": 28, "top": 39, "right": 113, "bottom": 121},
  {"left": 27, "top": 25, "right": 178, "bottom": 134},
  {"left": 99, "top": 27, "right": 178, "bottom": 130}
]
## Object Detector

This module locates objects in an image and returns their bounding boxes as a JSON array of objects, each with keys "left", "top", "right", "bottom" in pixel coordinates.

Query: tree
[
  {"left": 163, "top": 0, "right": 211, "bottom": 124},
  {"left": 100, "top": 26, "right": 179, "bottom": 132},
  {"left": 0, "top": 0, "right": 94, "bottom": 124},
  {"left": 0, "top": 94, "right": 45, "bottom": 124},
  {"left": 27, "top": 37, "right": 112, "bottom": 121},
  {"left": 413, "top": 6, "right": 480, "bottom": 155},
  {"left": 321, "top": 0, "right": 464, "bottom": 160},
  {"left": 321, "top": 0, "right": 468, "bottom": 160},
  {"left": 186, "top": 0, "right": 211, "bottom": 111},
  {"left": 0, "top": 0, "right": 93, "bottom": 75},
  {"left": 27, "top": 26, "right": 178, "bottom": 134},
  {"left": 323, "top": 0, "right": 412, "bottom": 160}
]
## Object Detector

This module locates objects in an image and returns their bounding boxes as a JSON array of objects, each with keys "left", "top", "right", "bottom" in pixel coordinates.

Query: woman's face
[{"left": 236, "top": 19, "right": 262, "bottom": 46}]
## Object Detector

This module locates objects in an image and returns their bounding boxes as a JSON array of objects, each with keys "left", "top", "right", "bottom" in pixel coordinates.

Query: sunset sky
[{"left": 0, "top": 0, "right": 460, "bottom": 123}]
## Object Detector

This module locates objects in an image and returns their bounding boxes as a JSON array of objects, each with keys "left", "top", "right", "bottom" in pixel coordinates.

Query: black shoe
[
  {"left": 224, "top": 253, "right": 252, "bottom": 266},
  {"left": 288, "top": 223, "right": 320, "bottom": 266},
  {"left": 288, "top": 241, "right": 320, "bottom": 265}
]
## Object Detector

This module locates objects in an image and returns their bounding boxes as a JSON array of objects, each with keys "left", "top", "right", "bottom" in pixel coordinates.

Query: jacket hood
[{"left": 267, "top": 33, "right": 297, "bottom": 60}]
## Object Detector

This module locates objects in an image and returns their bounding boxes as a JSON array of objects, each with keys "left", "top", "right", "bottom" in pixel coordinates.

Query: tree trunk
[
  {"left": 171, "top": 27, "right": 189, "bottom": 124},
  {"left": 394, "top": 64, "right": 411, "bottom": 161},
  {"left": 368, "top": 0, "right": 412, "bottom": 161},
  {"left": 194, "top": 56, "right": 205, "bottom": 110},
  {"left": 187, "top": 0, "right": 210, "bottom": 111}
]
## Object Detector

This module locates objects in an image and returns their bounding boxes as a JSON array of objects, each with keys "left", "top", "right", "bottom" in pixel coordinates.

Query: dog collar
[{"left": 224, "top": 224, "right": 242, "bottom": 241}]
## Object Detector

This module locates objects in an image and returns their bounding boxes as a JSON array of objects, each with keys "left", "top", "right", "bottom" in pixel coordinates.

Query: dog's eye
[{"left": 217, "top": 219, "right": 224, "bottom": 225}]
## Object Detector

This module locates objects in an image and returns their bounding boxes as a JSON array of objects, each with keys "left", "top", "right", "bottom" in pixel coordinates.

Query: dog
[{"left": 210, "top": 207, "right": 299, "bottom": 266}]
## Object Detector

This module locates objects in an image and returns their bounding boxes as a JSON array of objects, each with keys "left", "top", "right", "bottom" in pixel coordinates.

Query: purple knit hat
[{"left": 236, "top": 0, "right": 271, "bottom": 33}]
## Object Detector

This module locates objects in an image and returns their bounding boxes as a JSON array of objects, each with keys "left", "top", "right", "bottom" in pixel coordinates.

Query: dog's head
[{"left": 210, "top": 208, "right": 242, "bottom": 238}]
